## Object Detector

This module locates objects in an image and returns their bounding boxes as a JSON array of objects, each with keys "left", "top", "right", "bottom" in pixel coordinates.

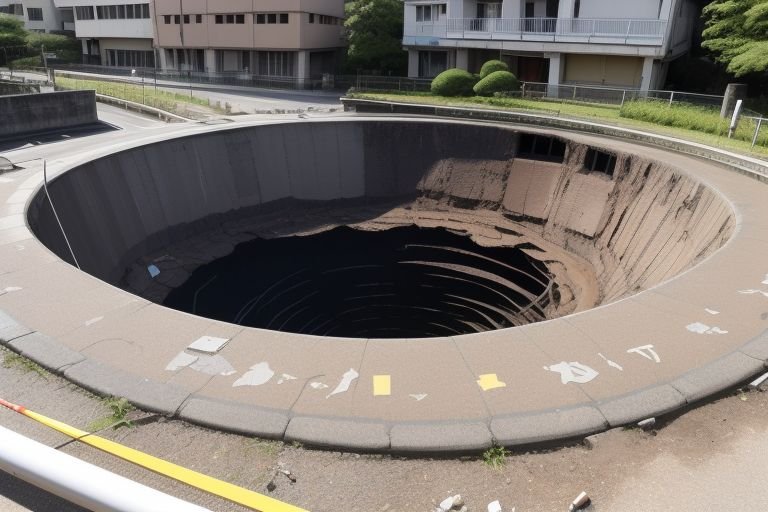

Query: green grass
[
  {"left": 482, "top": 445, "right": 510, "bottom": 469},
  {"left": 87, "top": 396, "right": 134, "bottom": 432},
  {"left": 349, "top": 91, "right": 768, "bottom": 158},
  {"left": 2, "top": 350, "right": 48, "bottom": 378},
  {"left": 620, "top": 99, "right": 768, "bottom": 146},
  {"left": 55, "top": 76, "right": 223, "bottom": 118}
]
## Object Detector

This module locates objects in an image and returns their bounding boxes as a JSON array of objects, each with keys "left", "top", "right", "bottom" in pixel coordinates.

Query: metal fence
[
  {"left": 519, "top": 82, "right": 725, "bottom": 109},
  {"left": 52, "top": 64, "right": 435, "bottom": 93}
]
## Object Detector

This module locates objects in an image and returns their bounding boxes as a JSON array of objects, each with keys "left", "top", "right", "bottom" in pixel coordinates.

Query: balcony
[{"left": 404, "top": 17, "right": 668, "bottom": 46}]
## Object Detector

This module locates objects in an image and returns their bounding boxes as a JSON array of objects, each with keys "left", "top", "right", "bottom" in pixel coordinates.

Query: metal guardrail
[{"left": 411, "top": 17, "right": 668, "bottom": 40}]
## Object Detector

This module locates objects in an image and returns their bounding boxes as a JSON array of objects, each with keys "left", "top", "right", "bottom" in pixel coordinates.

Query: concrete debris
[
  {"left": 637, "top": 417, "right": 656, "bottom": 430},
  {"left": 436, "top": 494, "right": 464, "bottom": 512},
  {"left": 187, "top": 335, "right": 230, "bottom": 354},
  {"left": 487, "top": 500, "right": 504, "bottom": 512},
  {"left": 569, "top": 491, "right": 590, "bottom": 511},
  {"left": 748, "top": 372, "right": 768, "bottom": 390}
]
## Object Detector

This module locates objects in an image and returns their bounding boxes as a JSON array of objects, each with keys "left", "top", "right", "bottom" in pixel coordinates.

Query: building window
[
  {"left": 256, "top": 13, "right": 265, "bottom": 24},
  {"left": 27, "top": 7, "right": 43, "bottom": 21},
  {"left": 95, "top": 4, "right": 150, "bottom": 20},
  {"left": 174, "top": 14, "right": 180, "bottom": 24},
  {"left": 75, "top": 6, "right": 95, "bottom": 20},
  {"left": 257, "top": 51, "right": 295, "bottom": 77},
  {"left": 216, "top": 14, "right": 246, "bottom": 24},
  {"left": 574, "top": 0, "right": 580, "bottom": 18},
  {"left": 106, "top": 49, "right": 155, "bottom": 68},
  {"left": 418, "top": 51, "right": 447, "bottom": 78},
  {"left": 196, "top": 14, "right": 202, "bottom": 23},
  {"left": 309, "top": 13, "right": 314, "bottom": 23},
  {"left": 267, "top": 13, "right": 277, "bottom": 23},
  {"left": 183, "top": 14, "right": 189, "bottom": 24},
  {"left": 478, "top": 2, "right": 502, "bottom": 18},
  {"left": 164, "top": 15, "right": 171, "bottom": 24}
]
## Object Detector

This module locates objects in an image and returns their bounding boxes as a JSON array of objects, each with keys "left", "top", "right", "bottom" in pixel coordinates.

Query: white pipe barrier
[{"left": 0, "top": 425, "right": 211, "bottom": 512}]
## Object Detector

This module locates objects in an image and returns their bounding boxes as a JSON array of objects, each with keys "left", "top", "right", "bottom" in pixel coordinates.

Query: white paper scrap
[
  {"left": 327, "top": 368, "right": 359, "bottom": 398},
  {"left": 233, "top": 362, "right": 275, "bottom": 387}
]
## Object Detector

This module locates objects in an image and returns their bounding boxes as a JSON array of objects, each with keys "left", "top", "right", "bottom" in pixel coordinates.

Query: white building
[
  {"left": 52, "top": 0, "right": 155, "bottom": 67},
  {"left": 0, "top": 0, "right": 74, "bottom": 33},
  {"left": 403, "top": 0, "right": 697, "bottom": 91}
]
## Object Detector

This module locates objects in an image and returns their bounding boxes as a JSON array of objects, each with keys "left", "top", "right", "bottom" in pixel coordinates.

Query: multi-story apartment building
[
  {"left": 52, "top": 1, "right": 155, "bottom": 66},
  {"left": 1, "top": 0, "right": 74, "bottom": 33},
  {"left": 403, "top": 0, "right": 697, "bottom": 91},
  {"left": 153, "top": 0, "right": 346, "bottom": 80}
]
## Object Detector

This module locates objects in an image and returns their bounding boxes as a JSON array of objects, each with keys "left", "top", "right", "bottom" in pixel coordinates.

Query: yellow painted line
[
  {"left": 372, "top": 375, "right": 391, "bottom": 396},
  {"left": 0, "top": 398, "right": 307, "bottom": 512}
]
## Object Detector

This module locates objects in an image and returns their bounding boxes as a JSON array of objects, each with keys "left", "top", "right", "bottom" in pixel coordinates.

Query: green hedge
[
  {"left": 473, "top": 71, "right": 520, "bottom": 97},
  {"left": 479, "top": 60, "right": 508, "bottom": 79},
  {"left": 431, "top": 68, "right": 478, "bottom": 97}
]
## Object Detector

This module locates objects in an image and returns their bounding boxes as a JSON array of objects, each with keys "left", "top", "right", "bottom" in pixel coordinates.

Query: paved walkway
[{"left": 0, "top": 113, "right": 767, "bottom": 453}]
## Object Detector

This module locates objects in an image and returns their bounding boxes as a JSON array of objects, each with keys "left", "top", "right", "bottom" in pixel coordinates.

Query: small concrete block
[
  {"left": 671, "top": 352, "right": 766, "bottom": 403},
  {"left": 64, "top": 359, "right": 189, "bottom": 415},
  {"left": 739, "top": 328, "right": 768, "bottom": 362},
  {"left": 389, "top": 422, "right": 492, "bottom": 452},
  {"left": 0, "top": 309, "right": 32, "bottom": 342},
  {"left": 179, "top": 397, "right": 289, "bottom": 438},
  {"left": 491, "top": 406, "right": 607, "bottom": 446},
  {"left": 8, "top": 332, "right": 84, "bottom": 371},
  {"left": 285, "top": 417, "right": 390, "bottom": 451},
  {"left": 583, "top": 427, "right": 623, "bottom": 450},
  {"left": 598, "top": 385, "right": 685, "bottom": 427}
]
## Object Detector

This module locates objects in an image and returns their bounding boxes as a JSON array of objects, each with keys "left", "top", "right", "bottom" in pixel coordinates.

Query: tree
[
  {"left": 702, "top": 0, "right": 768, "bottom": 77},
  {"left": 0, "top": 13, "right": 26, "bottom": 49},
  {"left": 344, "top": 0, "right": 407, "bottom": 75},
  {"left": 26, "top": 32, "right": 81, "bottom": 62}
]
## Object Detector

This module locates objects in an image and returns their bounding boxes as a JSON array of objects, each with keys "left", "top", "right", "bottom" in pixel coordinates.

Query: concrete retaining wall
[
  {"left": 0, "top": 81, "right": 40, "bottom": 96},
  {"left": 0, "top": 90, "right": 97, "bottom": 138},
  {"left": 26, "top": 120, "right": 733, "bottom": 307}
]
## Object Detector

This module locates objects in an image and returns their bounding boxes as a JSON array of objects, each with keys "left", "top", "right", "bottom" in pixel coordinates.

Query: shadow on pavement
[{"left": 0, "top": 470, "right": 89, "bottom": 512}]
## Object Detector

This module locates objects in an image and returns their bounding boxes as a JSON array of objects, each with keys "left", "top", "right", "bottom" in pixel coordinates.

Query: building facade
[
  {"left": 403, "top": 0, "right": 697, "bottom": 91},
  {"left": 153, "top": 0, "right": 346, "bottom": 80},
  {"left": 52, "top": 1, "right": 155, "bottom": 66},
  {"left": 1, "top": 0, "right": 74, "bottom": 33}
]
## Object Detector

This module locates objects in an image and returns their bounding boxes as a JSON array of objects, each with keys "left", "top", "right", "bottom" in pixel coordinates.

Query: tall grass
[
  {"left": 619, "top": 99, "right": 768, "bottom": 146},
  {"left": 55, "top": 76, "right": 220, "bottom": 117}
]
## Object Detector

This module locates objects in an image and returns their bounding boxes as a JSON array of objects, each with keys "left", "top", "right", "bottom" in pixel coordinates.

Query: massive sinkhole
[
  {"left": 26, "top": 119, "right": 734, "bottom": 340},
  {"left": 163, "top": 225, "right": 551, "bottom": 338}
]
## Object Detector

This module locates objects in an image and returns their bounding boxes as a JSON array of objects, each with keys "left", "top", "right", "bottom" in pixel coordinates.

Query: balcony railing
[{"left": 406, "top": 17, "right": 667, "bottom": 43}]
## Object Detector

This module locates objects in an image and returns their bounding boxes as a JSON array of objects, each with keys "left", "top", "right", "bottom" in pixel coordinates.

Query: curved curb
[{"left": 3, "top": 323, "right": 768, "bottom": 452}]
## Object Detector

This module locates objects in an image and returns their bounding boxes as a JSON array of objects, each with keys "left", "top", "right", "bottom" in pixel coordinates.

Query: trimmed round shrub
[
  {"left": 479, "top": 60, "right": 509, "bottom": 79},
  {"left": 473, "top": 71, "right": 520, "bottom": 97},
  {"left": 431, "top": 68, "right": 478, "bottom": 97}
]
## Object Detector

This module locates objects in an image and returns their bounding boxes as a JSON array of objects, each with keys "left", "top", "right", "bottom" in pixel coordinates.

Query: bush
[
  {"left": 479, "top": 60, "right": 509, "bottom": 79},
  {"left": 431, "top": 68, "right": 478, "bottom": 97},
  {"left": 473, "top": 71, "right": 520, "bottom": 97},
  {"left": 9, "top": 56, "right": 41, "bottom": 69}
]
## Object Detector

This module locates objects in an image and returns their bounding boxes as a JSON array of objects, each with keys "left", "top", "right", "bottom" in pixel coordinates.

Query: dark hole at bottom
[{"left": 163, "top": 225, "right": 552, "bottom": 338}]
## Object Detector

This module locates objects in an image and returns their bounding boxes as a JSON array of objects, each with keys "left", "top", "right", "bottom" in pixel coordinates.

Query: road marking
[
  {"left": 0, "top": 398, "right": 307, "bottom": 512},
  {"left": 476, "top": 374, "right": 506, "bottom": 391},
  {"left": 373, "top": 375, "right": 391, "bottom": 396}
]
